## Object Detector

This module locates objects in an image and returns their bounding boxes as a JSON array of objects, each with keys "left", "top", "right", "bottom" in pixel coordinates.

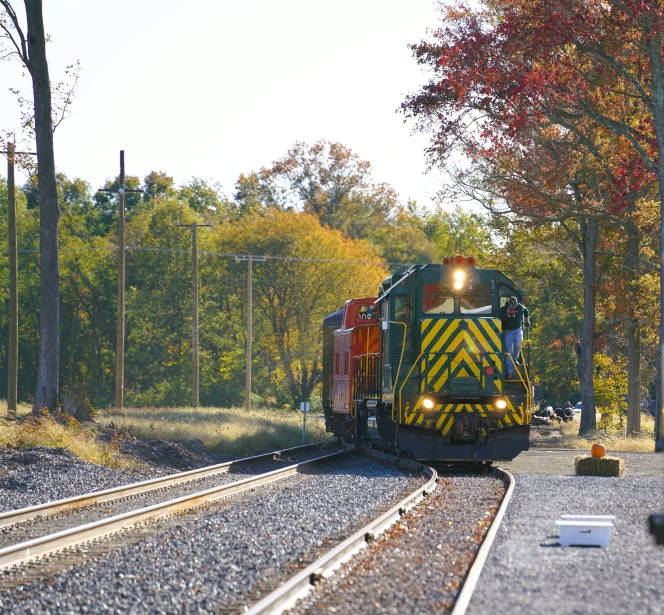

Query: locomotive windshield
[
  {"left": 423, "top": 283, "right": 454, "bottom": 314},
  {"left": 460, "top": 295, "right": 493, "bottom": 315}
]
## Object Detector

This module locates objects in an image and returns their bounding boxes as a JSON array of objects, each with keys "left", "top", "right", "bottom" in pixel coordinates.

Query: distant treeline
[{"left": 0, "top": 141, "right": 653, "bottom": 412}]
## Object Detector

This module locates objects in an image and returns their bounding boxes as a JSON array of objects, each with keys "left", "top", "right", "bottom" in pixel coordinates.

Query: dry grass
[
  {"left": 0, "top": 402, "right": 134, "bottom": 470},
  {"left": 559, "top": 413, "right": 656, "bottom": 453},
  {"left": 97, "top": 406, "right": 333, "bottom": 456},
  {"left": 575, "top": 454, "right": 625, "bottom": 477}
]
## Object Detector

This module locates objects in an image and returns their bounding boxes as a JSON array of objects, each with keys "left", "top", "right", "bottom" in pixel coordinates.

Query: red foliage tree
[{"left": 402, "top": 0, "right": 662, "bottom": 439}]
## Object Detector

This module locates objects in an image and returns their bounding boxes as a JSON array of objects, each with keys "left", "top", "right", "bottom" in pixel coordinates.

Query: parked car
[{"left": 574, "top": 401, "right": 582, "bottom": 415}]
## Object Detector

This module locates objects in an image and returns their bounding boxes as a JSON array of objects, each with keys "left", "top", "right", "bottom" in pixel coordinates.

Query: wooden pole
[
  {"left": 115, "top": 150, "right": 126, "bottom": 409},
  {"left": 246, "top": 254, "right": 252, "bottom": 412},
  {"left": 97, "top": 151, "right": 141, "bottom": 409},
  {"left": 7, "top": 144, "right": 17, "bottom": 417},
  {"left": 177, "top": 221, "right": 211, "bottom": 407},
  {"left": 192, "top": 221, "right": 199, "bottom": 408}
]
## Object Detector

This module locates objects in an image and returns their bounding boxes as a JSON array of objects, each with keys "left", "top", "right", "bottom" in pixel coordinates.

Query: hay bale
[{"left": 574, "top": 454, "right": 625, "bottom": 477}]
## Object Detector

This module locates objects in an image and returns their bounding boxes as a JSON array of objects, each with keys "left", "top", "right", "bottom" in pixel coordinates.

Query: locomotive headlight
[
  {"left": 494, "top": 398, "right": 508, "bottom": 410},
  {"left": 453, "top": 270, "right": 465, "bottom": 290},
  {"left": 422, "top": 397, "right": 435, "bottom": 410}
]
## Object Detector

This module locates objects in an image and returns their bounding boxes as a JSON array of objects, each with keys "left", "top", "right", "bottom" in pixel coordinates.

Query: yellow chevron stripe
[
  {"left": 441, "top": 414, "right": 455, "bottom": 435},
  {"left": 435, "top": 320, "right": 460, "bottom": 353},
  {"left": 468, "top": 320, "right": 494, "bottom": 353},
  {"left": 446, "top": 329, "right": 477, "bottom": 354},
  {"left": 479, "top": 318, "right": 503, "bottom": 350},
  {"left": 421, "top": 318, "right": 435, "bottom": 339},
  {"left": 435, "top": 404, "right": 454, "bottom": 429},
  {"left": 433, "top": 370, "right": 450, "bottom": 392},
  {"left": 425, "top": 353, "right": 449, "bottom": 389},
  {"left": 422, "top": 320, "right": 445, "bottom": 352},
  {"left": 451, "top": 347, "right": 481, "bottom": 378}
]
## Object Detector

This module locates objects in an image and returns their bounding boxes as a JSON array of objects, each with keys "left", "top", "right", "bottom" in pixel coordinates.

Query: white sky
[{"left": 1, "top": 0, "right": 446, "bottom": 208}]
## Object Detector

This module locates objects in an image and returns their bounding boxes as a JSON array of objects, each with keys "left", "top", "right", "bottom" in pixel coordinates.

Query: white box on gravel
[{"left": 556, "top": 515, "right": 615, "bottom": 548}]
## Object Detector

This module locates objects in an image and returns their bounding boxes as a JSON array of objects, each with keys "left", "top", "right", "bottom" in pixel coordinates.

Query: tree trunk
[
  {"left": 25, "top": 0, "right": 60, "bottom": 412},
  {"left": 646, "top": 27, "right": 664, "bottom": 451},
  {"left": 577, "top": 216, "right": 598, "bottom": 435},
  {"left": 626, "top": 220, "right": 641, "bottom": 435}
]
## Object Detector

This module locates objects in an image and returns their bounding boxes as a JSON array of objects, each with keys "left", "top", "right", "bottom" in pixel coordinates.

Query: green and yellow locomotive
[{"left": 322, "top": 257, "right": 533, "bottom": 462}]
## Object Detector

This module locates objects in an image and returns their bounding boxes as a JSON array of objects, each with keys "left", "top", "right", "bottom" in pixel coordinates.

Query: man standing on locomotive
[{"left": 499, "top": 296, "right": 530, "bottom": 378}]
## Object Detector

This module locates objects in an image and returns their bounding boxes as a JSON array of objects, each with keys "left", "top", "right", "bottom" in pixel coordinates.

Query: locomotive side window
[
  {"left": 499, "top": 284, "right": 519, "bottom": 307},
  {"left": 394, "top": 295, "right": 413, "bottom": 325}
]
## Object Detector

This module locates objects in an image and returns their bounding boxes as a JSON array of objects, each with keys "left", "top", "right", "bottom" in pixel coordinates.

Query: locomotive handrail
[
  {"left": 391, "top": 321, "right": 408, "bottom": 421},
  {"left": 505, "top": 352, "right": 532, "bottom": 424},
  {"left": 397, "top": 350, "right": 424, "bottom": 423},
  {"left": 518, "top": 346, "right": 533, "bottom": 422},
  {"left": 352, "top": 353, "right": 381, "bottom": 400}
]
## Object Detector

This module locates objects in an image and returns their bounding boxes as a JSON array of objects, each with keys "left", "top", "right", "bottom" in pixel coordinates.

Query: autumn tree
[
  {"left": 1, "top": 0, "right": 61, "bottom": 411},
  {"left": 208, "top": 210, "right": 388, "bottom": 403},
  {"left": 402, "top": 0, "right": 662, "bottom": 435}
]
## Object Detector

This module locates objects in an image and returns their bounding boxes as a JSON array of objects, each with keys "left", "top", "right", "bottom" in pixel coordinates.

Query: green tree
[{"left": 234, "top": 141, "right": 399, "bottom": 238}]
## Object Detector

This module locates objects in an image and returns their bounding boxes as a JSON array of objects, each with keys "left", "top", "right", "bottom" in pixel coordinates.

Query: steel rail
[
  {"left": 450, "top": 466, "right": 515, "bottom": 615},
  {"left": 0, "top": 440, "right": 338, "bottom": 529},
  {"left": 0, "top": 448, "right": 355, "bottom": 571},
  {"left": 245, "top": 449, "right": 437, "bottom": 615}
]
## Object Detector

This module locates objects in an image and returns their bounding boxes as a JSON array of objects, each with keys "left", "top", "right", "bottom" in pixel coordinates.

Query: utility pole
[
  {"left": 235, "top": 255, "right": 265, "bottom": 411},
  {"left": 177, "top": 221, "right": 212, "bottom": 408},
  {"left": 2, "top": 143, "right": 36, "bottom": 417},
  {"left": 98, "top": 151, "right": 141, "bottom": 409}
]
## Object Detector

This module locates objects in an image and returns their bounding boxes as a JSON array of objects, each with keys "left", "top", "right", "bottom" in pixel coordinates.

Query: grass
[
  {"left": 557, "top": 413, "right": 657, "bottom": 453},
  {"left": 0, "top": 401, "right": 135, "bottom": 470},
  {"left": 97, "top": 406, "right": 333, "bottom": 456}
]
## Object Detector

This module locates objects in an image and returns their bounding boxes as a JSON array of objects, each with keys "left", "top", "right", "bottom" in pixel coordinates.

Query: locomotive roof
[
  {"left": 322, "top": 307, "right": 344, "bottom": 328},
  {"left": 377, "top": 263, "right": 524, "bottom": 301}
]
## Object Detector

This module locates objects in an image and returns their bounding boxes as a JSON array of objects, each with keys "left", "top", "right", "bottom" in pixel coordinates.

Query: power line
[{"left": 1, "top": 244, "right": 415, "bottom": 267}]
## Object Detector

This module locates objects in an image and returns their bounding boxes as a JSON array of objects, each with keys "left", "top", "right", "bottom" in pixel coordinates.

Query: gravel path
[
  {"left": 0, "top": 447, "right": 342, "bottom": 549},
  {"left": 0, "top": 455, "right": 423, "bottom": 614},
  {"left": 287, "top": 473, "right": 505, "bottom": 615},
  {"left": 468, "top": 475, "right": 664, "bottom": 615},
  {"left": 500, "top": 449, "right": 663, "bottom": 478}
]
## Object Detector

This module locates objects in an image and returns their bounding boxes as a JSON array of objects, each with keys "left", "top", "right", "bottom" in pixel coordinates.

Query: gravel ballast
[
  {"left": 287, "top": 473, "right": 506, "bottom": 615},
  {"left": 0, "top": 455, "right": 423, "bottom": 614},
  {"left": 468, "top": 475, "right": 664, "bottom": 615},
  {"left": 0, "top": 446, "right": 343, "bottom": 549},
  {"left": 0, "top": 447, "right": 158, "bottom": 514}
]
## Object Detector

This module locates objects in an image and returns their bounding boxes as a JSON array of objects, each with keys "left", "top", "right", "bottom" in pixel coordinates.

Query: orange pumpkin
[{"left": 591, "top": 443, "right": 606, "bottom": 458}]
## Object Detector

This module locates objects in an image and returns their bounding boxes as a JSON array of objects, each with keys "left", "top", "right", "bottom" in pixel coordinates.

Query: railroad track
[
  {"left": 244, "top": 462, "right": 513, "bottom": 615},
  {"left": 245, "top": 450, "right": 438, "bottom": 615},
  {"left": 0, "top": 446, "right": 510, "bottom": 615},
  {"left": 0, "top": 441, "right": 345, "bottom": 572}
]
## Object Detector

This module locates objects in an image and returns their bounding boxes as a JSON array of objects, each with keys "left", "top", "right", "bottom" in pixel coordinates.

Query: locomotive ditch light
[
  {"left": 422, "top": 397, "right": 436, "bottom": 410},
  {"left": 494, "top": 398, "right": 508, "bottom": 410}
]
